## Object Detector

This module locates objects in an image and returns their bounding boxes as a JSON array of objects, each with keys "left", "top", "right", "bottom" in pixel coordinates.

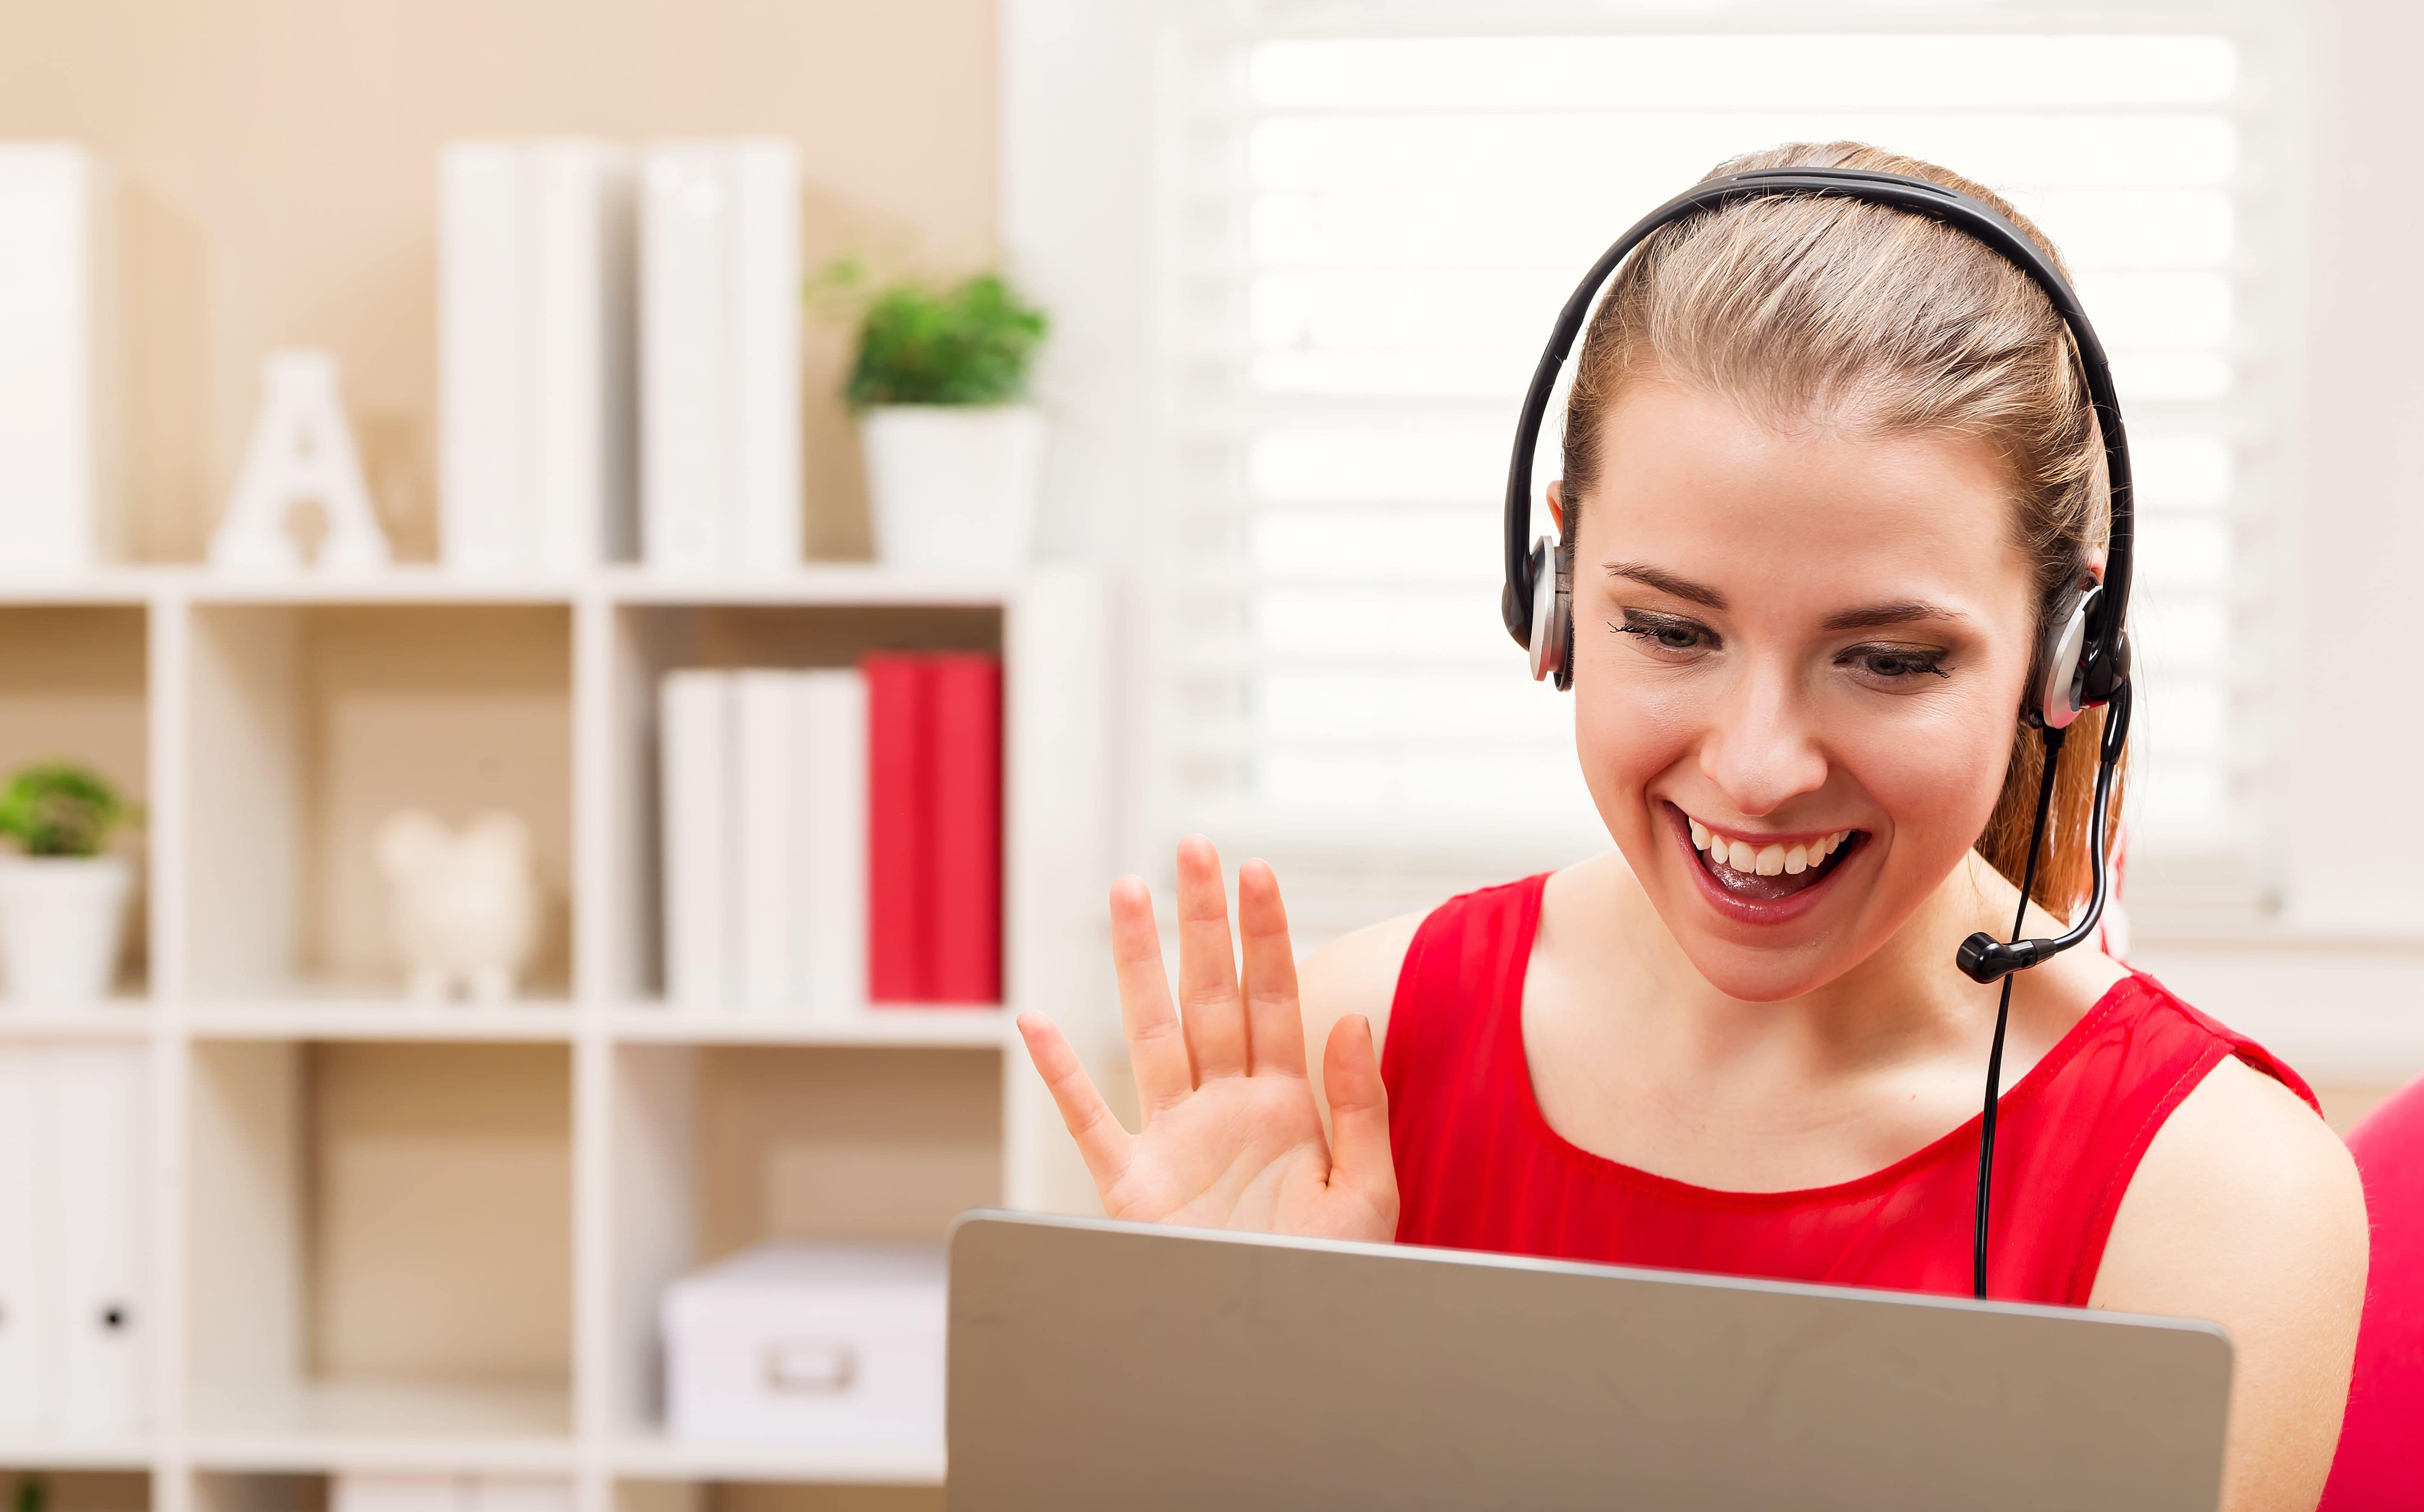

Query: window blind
[{"left": 1160, "top": 0, "right": 2291, "bottom": 922}]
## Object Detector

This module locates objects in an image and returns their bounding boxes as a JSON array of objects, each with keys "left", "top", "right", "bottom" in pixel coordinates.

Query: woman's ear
[{"left": 1546, "top": 480, "right": 1566, "bottom": 538}]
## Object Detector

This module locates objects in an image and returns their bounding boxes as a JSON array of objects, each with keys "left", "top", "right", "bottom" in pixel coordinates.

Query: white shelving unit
[{"left": 0, "top": 565, "right": 1119, "bottom": 1511}]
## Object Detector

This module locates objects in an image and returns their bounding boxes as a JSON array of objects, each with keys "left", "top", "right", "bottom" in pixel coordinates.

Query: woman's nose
[{"left": 1696, "top": 661, "right": 1829, "bottom": 818}]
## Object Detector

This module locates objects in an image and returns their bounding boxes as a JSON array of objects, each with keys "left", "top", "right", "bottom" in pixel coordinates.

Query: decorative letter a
[{"left": 210, "top": 350, "right": 392, "bottom": 571}]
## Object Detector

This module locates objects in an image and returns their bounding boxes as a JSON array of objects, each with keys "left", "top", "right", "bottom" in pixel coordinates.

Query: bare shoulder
[
  {"left": 1296, "top": 910, "right": 1426, "bottom": 1121},
  {"left": 2101, "top": 1055, "right": 2365, "bottom": 1265},
  {"left": 2092, "top": 1055, "right": 2367, "bottom": 1512},
  {"left": 1299, "top": 909, "right": 1427, "bottom": 1058}
]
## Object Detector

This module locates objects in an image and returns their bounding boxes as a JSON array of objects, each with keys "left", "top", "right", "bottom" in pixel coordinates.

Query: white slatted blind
[{"left": 1161, "top": 1, "right": 2289, "bottom": 912}]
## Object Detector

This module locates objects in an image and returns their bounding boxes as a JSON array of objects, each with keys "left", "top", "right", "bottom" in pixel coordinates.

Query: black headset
[{"left": 1499, "top": 166, "right": 2135, "bottom": 1298}]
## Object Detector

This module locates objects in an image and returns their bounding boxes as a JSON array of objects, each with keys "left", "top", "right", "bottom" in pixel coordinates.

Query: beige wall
[
  {"left": 0, "top": 0, "right": 999, "bottom": 563},
  {"left": 309, "top": 1042, "right": 572, "bottom": 1380}
]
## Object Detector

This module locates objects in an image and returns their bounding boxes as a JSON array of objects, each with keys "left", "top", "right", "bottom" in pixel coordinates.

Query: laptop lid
[{"left": 946, "top": 1211, "right": 2231, "bottom": 1512}]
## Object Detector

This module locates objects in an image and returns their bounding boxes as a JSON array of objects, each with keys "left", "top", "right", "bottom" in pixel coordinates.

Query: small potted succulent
[
  {"left": 827, "top": 264, "right": 1051, "bottom": 573},
  {"left": 0, "top": 761, "right": 137, "bottom": 1003}
]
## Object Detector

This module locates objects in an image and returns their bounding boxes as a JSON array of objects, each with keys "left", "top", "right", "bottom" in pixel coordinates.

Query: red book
[
  {"left": 863, "top": 653, "right": 934, "bottom": 1002},
  {"left": 929, "top": 654, "right": 1003, "bottom": 1004}
]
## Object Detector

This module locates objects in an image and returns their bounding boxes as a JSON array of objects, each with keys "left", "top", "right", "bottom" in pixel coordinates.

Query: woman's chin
[{"left": 1661, "top": 928, "right": 1847, "bottom": 1003}]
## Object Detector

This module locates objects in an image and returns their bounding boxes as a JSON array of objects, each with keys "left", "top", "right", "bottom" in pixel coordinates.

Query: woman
[{"left": 1018, "top": 144, "right": 2367, "bottom": 1512}]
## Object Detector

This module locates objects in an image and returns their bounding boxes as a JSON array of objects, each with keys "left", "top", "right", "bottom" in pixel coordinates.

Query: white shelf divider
[{"left": 0, "top": 564, "right": 1117, "bottom": 1506}]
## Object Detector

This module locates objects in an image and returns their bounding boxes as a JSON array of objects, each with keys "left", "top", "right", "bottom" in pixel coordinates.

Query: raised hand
[{"left": 1016, "top": 836, "right": 1398, "bottom": 1242}]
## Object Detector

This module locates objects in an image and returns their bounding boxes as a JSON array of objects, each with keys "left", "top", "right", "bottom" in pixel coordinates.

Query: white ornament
[
  {"left": 210, "top": 350, "right": 392, "bottom": 571},
  {"left": 374, "top": 808, "right": 538, "bottom": 1003}
]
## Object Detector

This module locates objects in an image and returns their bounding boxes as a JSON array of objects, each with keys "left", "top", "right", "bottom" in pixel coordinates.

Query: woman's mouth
[{"left": 1664, "top": 801, "right": 1866, "bottom": 918}]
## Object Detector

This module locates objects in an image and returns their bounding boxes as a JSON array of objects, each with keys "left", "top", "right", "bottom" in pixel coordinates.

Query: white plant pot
[
  {"left": 861, "top": 404, "right": 1046, "bottom": 573},
  {"left": 0, "top": 854, "right": 133, "bottom": 1004}
]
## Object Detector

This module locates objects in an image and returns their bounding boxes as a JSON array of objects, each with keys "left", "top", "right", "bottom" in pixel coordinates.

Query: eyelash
[
  {"left": 1610, "top": 613, "right": 1952, "bottom": 682},
  {"left": 1613, "top": 613, "right": 1711, "bottom": 655},
  {"left": 1845, "top": 647, "right": 1950, "bottom": 681}
]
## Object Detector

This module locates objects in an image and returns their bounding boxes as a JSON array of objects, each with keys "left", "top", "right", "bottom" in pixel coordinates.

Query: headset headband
[{"left": 1500, "top": 166, "right": 2134, "bottom": 707}]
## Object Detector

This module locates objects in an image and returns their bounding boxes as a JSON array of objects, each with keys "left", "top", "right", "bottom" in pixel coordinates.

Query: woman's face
[{"left": 1565, "top": 382, "right": 2041, "bottom": 1002}]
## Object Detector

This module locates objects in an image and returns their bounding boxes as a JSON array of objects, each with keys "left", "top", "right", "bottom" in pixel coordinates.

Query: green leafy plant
[
  {"left": 14, "top": 1474, "right": 47, "bottom": 1512},
  {"left": 0, "top": 761, "right": 132, "bottom": 858},
  {"left": 823, "top": 262, "right": 1049, "bottom": 408}
]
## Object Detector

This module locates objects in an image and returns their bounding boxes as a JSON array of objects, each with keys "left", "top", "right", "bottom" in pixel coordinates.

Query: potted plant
[
  {"left": 0, "top": 761, "right": 137, "bottom": 1004},
  {"left": 829, "top": 266, "right": 1051, "bottom": 572}
]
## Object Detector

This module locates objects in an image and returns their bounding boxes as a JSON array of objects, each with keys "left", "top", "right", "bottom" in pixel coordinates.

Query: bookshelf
[{"left": 0, "top": 564, "right": 1117, "bottom": 1511}]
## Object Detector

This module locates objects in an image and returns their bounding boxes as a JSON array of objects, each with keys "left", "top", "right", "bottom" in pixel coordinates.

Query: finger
[
  {"left": 1109, "top": 874, "right": 1192, "bottom": 1122},
  {"left": 1322, "top": 1015, "right": 1394, "bottom": 1211},
  {"left": 1237, "top": 859, "right": 1307, "bottom": 1078},
  {"left": 1017, "top": 1012, "right": 1133, "bottom": 1192},
  {"left": 1173, "top": 835, "right": 1249, "bottom": 1080}
]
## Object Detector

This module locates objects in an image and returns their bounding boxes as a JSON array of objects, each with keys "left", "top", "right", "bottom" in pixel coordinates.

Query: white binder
[
  {"left": 661, "top": 670, "right": 738, "bottom": 1008},
  {"left": 0, "top": 144, "right": 121, "bottom": 573},
  {"left": 439, "top": 139, "right": 635, "bottom": 573},
  {"left": 735, "top": 669, "right": 800, "bottom": 1013},
  {"left": 726, "top": 140, "right": 802, "bottom": 574},
  {"left": 0, "top": 1047, "right": 47, "bottom": 1431},
  {"left": 639, "top": 139, "right": 800, "bottom": 574},
  {"left": 50, "top": 1043, "right": 149, "bottom": 1435},
  {"left": 797, "top": 669, "right": 869, "bottom": 1013},
  {"left": 437, "top": 144, "right": 528, "bottom": 573},
  {"left": 640, "top": 144, "right": 733, "bottom": 574}
]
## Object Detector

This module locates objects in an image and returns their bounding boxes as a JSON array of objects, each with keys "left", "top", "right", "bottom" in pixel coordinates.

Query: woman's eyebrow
[
  {"left": 1603, "top": 564, "right": 1965, "bottom": 631},
  {"left": 1603, "top": 561, "right": 1726, "bottom": 609},
  {"left": 1821, "top": 601, "right": 1967, "bottom": 631}
]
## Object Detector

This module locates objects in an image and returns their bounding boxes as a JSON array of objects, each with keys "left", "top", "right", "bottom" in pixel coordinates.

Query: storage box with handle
[{"left": 661, "top": 1241, "right": 945, "bottom": 1446}]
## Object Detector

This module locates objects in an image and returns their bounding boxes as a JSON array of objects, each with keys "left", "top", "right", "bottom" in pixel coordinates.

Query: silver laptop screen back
[{"left": 947, "top": 1211, "right": 2230, "bottom": 1512}]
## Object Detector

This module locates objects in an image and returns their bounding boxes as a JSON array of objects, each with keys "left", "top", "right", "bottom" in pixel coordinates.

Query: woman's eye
[
  {"left": 1845, "top": 647, "right": 1950, "bottom": 682},
  {"left": 1614, "top": 613, "right": 1714, "bottom": 655}
]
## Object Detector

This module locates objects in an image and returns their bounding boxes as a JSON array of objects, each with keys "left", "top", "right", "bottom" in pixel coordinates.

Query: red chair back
[{"left": 2321, "top": 1076, "right": 2424, "bottom": 1509}]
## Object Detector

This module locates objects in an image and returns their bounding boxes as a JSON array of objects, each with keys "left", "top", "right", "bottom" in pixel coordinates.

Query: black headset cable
[{"left": 1973, "top": 722, "right": 2065, "bottom": 1300}]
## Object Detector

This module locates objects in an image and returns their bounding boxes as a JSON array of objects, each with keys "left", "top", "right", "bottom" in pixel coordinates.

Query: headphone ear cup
[
  {"left": 1527, "top": 535, "right": 1573, "bottom": 688},
  {"left": 2036, "top": 584, "right": 2098, "bottom": 729}
]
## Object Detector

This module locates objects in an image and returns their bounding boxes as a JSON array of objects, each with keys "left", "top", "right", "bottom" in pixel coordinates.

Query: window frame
[{"left": 1144, "top": 0, "right": 2305, "bottom": 937}]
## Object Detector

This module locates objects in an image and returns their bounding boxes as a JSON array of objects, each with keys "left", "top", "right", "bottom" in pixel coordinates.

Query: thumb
[{"left": 1321, "top": 1014, "right": 1395, "bottom": 1211}]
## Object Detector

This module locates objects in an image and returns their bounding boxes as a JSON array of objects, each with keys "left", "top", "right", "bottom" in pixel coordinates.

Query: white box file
[
  {"left": 51, "top": 1044, "right": 150, "bottom": 1434},
  {"left": 660, "top": 669, "right": 738, "bottom": 1009},
  {"left": 662, "top": 1242, "right": 944, "bottom": 1447},
  {"left": 439, "top": 140, "right": 636, "bottom": 572},
  {"left": 0, "top": 144, "right": 122, "bottom": 573},
  {"left": 0, "top": 1043, "right": 149, "bottom": 1435},
  {"left": 0, "top": 1048, "right": 45, "bottom": 1431},
  {"left": 734, "top": 670, "right": 798, "bottom": 1013},
  {"left": 794, "top": 668, "right": 867, "bottom": 1012},
  {"left": 639, "top": 139, "right": 801, "bottom": 574}
]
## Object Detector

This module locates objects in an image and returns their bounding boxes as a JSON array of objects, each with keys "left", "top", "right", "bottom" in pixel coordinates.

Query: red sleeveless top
[{"left": 1383, "top": 875, "right": 2319, "bottom": 1305}]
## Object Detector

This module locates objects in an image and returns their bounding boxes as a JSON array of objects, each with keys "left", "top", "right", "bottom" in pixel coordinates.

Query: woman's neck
[{"left": 1527, "top": 846, "right": 2125, "bottom": 1190}]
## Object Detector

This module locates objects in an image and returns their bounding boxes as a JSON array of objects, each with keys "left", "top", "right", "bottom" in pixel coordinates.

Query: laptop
[{"left": 946, "top": 1211, "right": 2232, "bottom": 1511}]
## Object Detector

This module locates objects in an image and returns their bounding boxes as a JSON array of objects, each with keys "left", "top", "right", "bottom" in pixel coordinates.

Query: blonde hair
[{"left": 1563, "top": 141, "right": 2120, "bottom": 915}]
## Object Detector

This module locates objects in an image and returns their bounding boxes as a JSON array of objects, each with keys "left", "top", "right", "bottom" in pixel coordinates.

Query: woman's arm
[
  {"left": 1297, "top": 909, "right": 1424, "bottom": 1131},
  {"left": 2089, "top": 1058, "right": 2369, "bottom": 1512}
]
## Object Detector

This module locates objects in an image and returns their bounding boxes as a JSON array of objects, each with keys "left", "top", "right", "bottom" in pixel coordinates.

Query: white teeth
[{"left": 1687, "top": 815, "right": 1858, "bottom": 875}]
